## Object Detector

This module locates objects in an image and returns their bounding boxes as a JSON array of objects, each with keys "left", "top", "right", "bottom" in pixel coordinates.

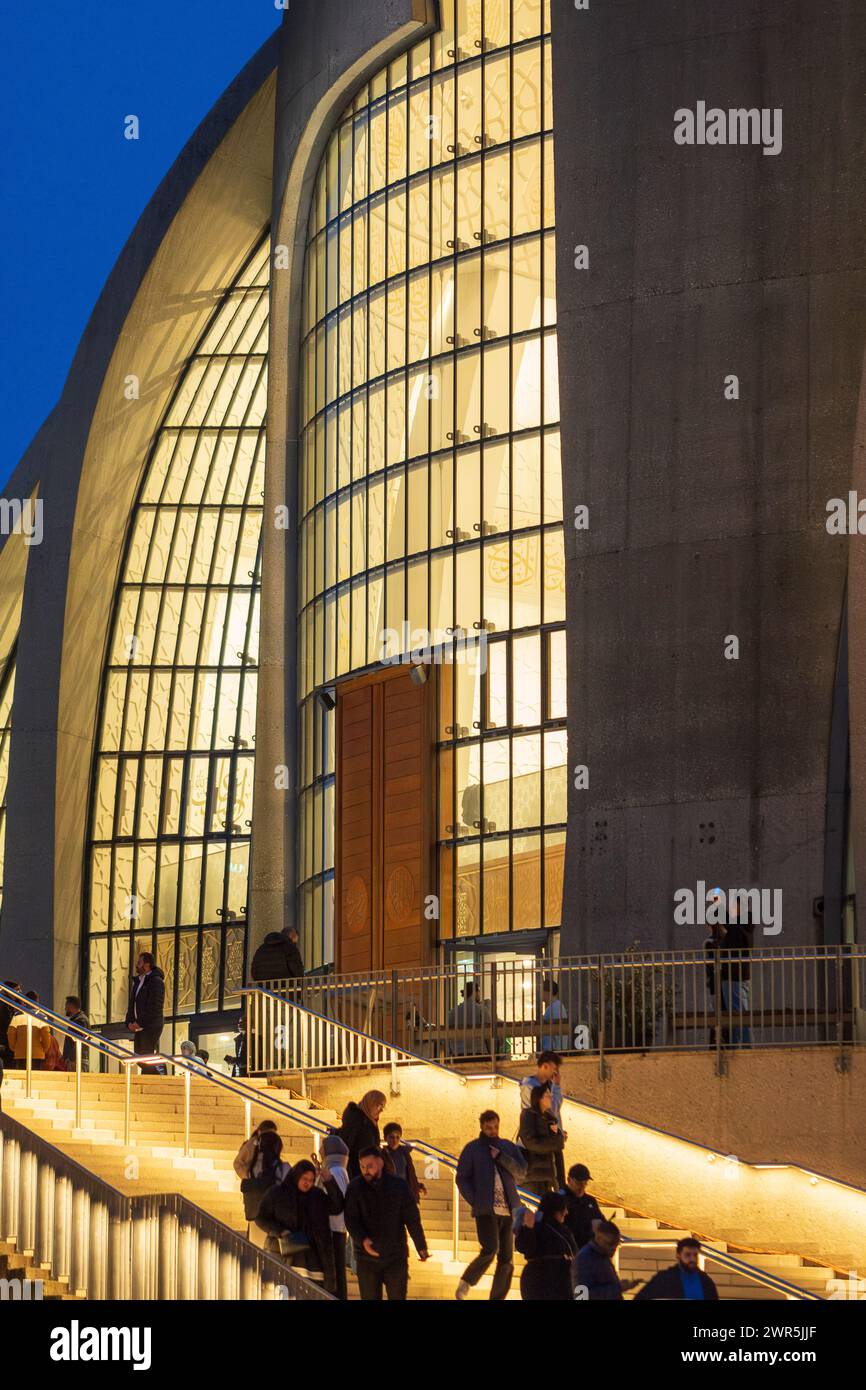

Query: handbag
[{"left": 276, "top": 1231, "right": 311, "bottom": 1258}]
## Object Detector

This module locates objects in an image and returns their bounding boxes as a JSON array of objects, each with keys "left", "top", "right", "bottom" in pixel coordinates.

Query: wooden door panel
[{"left": 335, "top": 666, "right": 433, "bottom": 975}]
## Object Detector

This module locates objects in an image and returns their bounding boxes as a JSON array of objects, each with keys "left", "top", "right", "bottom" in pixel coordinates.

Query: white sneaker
[{"left": 455, "top": 1279, "right": 470, "bottom": 1301}]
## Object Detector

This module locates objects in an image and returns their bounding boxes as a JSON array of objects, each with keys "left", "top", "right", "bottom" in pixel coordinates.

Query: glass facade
[
  {"left": 85, "top": 237, "right": 269, "bottom": 1027},
  {"left": 297, "top": 0, "right": 565, "bottom": 960},
  {"left": 0, "top": 647, "right": 16, "bottom": 916}
]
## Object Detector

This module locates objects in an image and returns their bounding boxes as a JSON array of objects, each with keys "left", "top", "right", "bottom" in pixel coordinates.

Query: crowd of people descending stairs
[
  {"left": 1, "top": 961, "right": 720, "bottom": 1303},
  {"left": 233, "top": 1050, "right": 721, "bottom": 1303}
]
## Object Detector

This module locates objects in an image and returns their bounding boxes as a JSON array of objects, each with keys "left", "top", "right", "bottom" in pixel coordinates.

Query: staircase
[{"left": 1, "top": 1070, "right": 831, "bottom": 1300}]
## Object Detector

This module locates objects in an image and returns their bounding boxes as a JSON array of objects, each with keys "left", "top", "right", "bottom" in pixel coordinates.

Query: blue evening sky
[{"left": 0, "top": 2, "right": 280, "bottom": 487}]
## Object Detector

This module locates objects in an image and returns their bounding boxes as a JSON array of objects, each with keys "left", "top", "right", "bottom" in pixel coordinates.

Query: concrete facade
[
  {"left": 0, "top": 38, "right": 279, "bottom": 1002},
  {"left": 553, "top": 0, "right": 866, "bottom": 953},
  {"left": 1, "top": 0, "right": 865, "bottom": 1010}
]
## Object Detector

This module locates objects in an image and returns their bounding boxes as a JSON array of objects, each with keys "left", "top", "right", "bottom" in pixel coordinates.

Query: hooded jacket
[
  {"left": 250, "top": 933, "right": 304, "bottom": 982},
  {"left": 337, "top": 1101, "right": 382, "bottom": 1179},
  {"left": 256, "top": 1170, "right": 339, "bottom": 1292},
  {"left": 125, "top": 967, "right": 165, "bottom": 1035},
  {"left": 515, "top": 1215, "right": 578, "bottom": 1300},
  {"left": 518, "top": 1107, "right": 565, "bottom": 1186}
]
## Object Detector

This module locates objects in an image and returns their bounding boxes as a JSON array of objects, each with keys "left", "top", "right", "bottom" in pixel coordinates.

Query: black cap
[{"left": 569, "top": 1163, "right": 593, "bottom": 1182}]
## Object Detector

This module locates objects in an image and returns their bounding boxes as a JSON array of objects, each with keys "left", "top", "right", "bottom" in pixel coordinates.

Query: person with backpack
[
  {"left": 256, "top": 1159, "right": 340, "bottom": 1293},
  {"left": 239, "top": 1129, "right": 290, "bottom": 1248},
  {"left": 519, "top": 1085, "right": 566, "bottom": 1196},
  {"left": 234, "top": 1119, "right": 279, "bottom": 1179}
]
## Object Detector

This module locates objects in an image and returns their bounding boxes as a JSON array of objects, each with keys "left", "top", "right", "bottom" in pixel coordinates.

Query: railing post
[
  {"left": 183, "top": 1067, "right": 191, "bottom": 1158},
  {"left": 452, "top": 1166, "right": 460, "bottom": 1263},
  {"left": 25, "top": 1015, "right": 33, "bottom": 1099},
  {"left": 597, "top": 961, "right": 610, "bottom": 1081},
  {"left": 489, "top": 964, "right": 497, "bottom": 1075},
  {"left": 71, "top": 1187, "right": 90, "bottom": 1298},
  {"left": 299, "top": 1008, "right": 308, "bottom": 1097},
  {"left": 74, "top": 1039, "right": 82, "bottom": 1130},
  {"left": 124, "top": 1061, "right": 131, "bottom": 1145},
  {"left": 835, "top": 947, "right": 849, "bottom": 1073},
  {"left": 391, "top": 968, "right": 398, "bottom": 1048},
  {"left": 245, "top": 1001, "right": 252, "bottom": 1077},
  {"left": 390, "top": 1048, "right": 400, "bottom": 1098},
  {"left": 714, "top": 969, "right": 727, "bottom": 1077}
]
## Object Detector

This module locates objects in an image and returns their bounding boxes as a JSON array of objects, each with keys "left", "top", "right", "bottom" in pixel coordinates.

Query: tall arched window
[
  {"left": 85, "top": 237, "right": 269, "bottom": 1028},
  {"left": 297, "top": 0, "right": 565, "bottom": 965}
]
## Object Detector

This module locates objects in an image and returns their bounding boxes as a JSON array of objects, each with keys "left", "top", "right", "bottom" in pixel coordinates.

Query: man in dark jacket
[
  {"left": 576, "top": 1221, "right": 641, "bottom": 1300},
  {"left": 454, "top": 1109, "right": 527, "bottom": 1301},
  {"left": 564, "top": 1163, "right": 603, "bottom": 1250},
  {"left": 62, "top": 996, "right": 89, "bottom": 1072},
  {"left": 250, "top": 930, "right": 304, "bottom": 983},
  {"left": 634, "top": 1238, "right": 719, "bottom": 1301},
  {"left": 125, "top": 954, "right": 166, "bottom": 1074},
  {"left": 344, "top": 1147, "right": 429, "bottom": 1300}
]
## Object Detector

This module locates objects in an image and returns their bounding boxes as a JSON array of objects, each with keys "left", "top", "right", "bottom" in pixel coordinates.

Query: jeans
[
  {"left": 721, "top": 980, "right": 751, "bottom": 1046},
  {"left": 356, "top": 1256, "right": 409, "bottom": 1301},
  {"left": 461, "top": 1214, "right": 514, "bottom": 1300}
]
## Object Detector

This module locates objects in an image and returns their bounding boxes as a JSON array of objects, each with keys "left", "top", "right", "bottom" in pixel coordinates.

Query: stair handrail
[
  {"left": 0, "top": 1108, "right": 330, "bottom": 1300},
  {"left": 619, "top": 1235, "right": 824, "bottom": 1300},
  {"left": 398, "top": 1138, "right": 820, "bottom": 1297},
  {"left": 0, "top": 981, "right": 334, "bottom": 1153}
]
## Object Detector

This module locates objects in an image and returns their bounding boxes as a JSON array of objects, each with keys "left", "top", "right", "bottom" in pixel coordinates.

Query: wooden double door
[{"left": 335, "top": 664, "right": 436, "bottom": 974}]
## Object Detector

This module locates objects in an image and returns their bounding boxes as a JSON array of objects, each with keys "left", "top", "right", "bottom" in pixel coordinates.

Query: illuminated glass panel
[
  {"left": 86, "top": 237, "right": 268, "bottom": 1025},
  {"left": 0, "top": 647, "right": 16, "bottom": 914},
  {"left": 298, "top": 0, "right": 565, "bottom": 959}
]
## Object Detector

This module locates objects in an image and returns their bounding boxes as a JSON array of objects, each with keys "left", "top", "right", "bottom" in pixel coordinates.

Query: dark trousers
[
  {"left": 356, "top": 1256, "right": 409, "bottom": 1301},
  {"left": 134, "top": 1029, "right": 165, "bottom": 1074},
  {"left": 332, "top": 1231, "right": 348, "bottom": 1301},
  {"left": 462, "top": 1214, "right": 514, "bottom": 1300}
]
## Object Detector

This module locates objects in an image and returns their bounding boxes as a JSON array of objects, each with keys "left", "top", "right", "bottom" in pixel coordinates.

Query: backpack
[{"left": 240, "top": 1167, "right": 279, "bottom": 1221}]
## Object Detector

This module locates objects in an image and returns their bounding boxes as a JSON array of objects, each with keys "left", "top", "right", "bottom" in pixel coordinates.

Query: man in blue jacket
[{"left": 454, "top": 1110, "right": 528, "bottom": 1301}]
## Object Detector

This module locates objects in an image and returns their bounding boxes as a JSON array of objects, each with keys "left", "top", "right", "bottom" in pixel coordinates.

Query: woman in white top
[{"left": 317, "top": 1135, "right": 350, "bottom": 1299}]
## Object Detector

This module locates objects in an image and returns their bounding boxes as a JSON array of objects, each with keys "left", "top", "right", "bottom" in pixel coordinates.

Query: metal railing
[
  {"left": 0, "top": 1110, "right": 330, "bottom": 1300},
  {"left": 0, "top": 982, "right": 335, "bottom": 1157},
  {"left": 256, "top": 945, "right": 866, "bottom": 1074}
]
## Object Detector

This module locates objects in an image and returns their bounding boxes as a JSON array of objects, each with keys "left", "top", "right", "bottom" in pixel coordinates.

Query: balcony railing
[{"left": 252, "top": 945, "right": 866, "bottom": 1074}]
